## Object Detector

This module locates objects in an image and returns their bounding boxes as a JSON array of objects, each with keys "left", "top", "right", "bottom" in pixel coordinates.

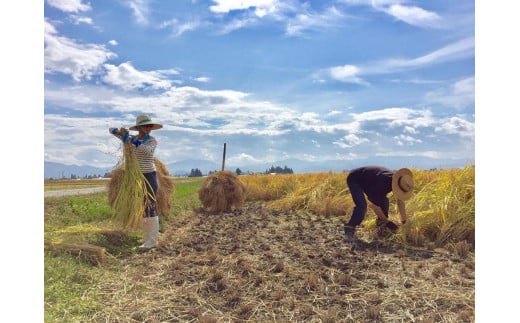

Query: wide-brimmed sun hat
[
  {"left": 129, "top": 114, "right": 163, "bottom": 131},
  {"left": 392, "top": 168, "right": 414, "bottom": 201}
]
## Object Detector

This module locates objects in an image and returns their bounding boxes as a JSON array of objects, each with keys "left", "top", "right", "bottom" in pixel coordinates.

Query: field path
[{"left": 44, "top": 186, "right": 107, "bottom": 198}]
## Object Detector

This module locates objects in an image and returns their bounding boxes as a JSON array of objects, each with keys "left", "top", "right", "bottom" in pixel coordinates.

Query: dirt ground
[{"left": 103, "top": 201, "right": 474, "bottom": 322}]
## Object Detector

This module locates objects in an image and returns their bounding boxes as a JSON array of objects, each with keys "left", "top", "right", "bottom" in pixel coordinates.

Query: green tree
[{"left": 189, "top": 168, "right": 203, "bottom": 177}]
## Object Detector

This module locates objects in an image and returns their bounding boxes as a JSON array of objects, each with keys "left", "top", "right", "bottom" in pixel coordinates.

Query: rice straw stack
[
  {"left": 198, "top": 170, "right": 246, "bottom": 212},
  {"left": 154, "top": 158, "right": 175, "bottom": 217},
  {"left": 110, "top": 142, "right": 154, "bottom": 230}
]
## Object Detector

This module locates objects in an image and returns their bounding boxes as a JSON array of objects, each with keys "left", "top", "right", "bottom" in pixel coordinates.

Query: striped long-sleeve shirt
[{"left": 133, "top": 135, "right": 157, "bottom": 173}]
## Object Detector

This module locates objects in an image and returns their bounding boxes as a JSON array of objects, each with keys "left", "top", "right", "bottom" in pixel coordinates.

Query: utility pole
[{"left": 221, "top": 143, "right": 226, "bottom": 171}]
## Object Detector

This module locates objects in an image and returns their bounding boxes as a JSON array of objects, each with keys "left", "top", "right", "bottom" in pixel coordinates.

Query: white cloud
[
  {"left": 70, "top": 15, "right": 93, "bottom": 25},
  {"left": 228, "top": 153, "right": 263, "bottom": 164},
  {"left": 194, "top": 76, "right": 211, "bottom": 83},
  {"left": 435, "top": 116, "right": 474, "bottom": 138},
  {"left": 47, "top": 0, "right": 91, "bottom": 13},
  {"left": 160, "top": 18, "right": 204, "bottom": 37},
  {"left": 209, "top": 0, "right": 277, "bottom": 16},
  {"left": 339, "top": 0, "right": 440, "bottom": 28},
  {"left": 44, "top": 20, "right": 117, "bottom": 81},
  {"left": 285, "top": 6, "right": 346, "bottom": 36},
  {"left": 333, "top": 133, "right": 369, "bottom": 148},
  {"left": 127, "top": 0, "right": 151, "bottom": 25},
  {"left": 366, "top": 37, "right": 474, "bottom": 74},
  {"left": 327, "top": 64, "right": 367, "bottom": 85},
  {"left": 393, "top": 134, "right": 422, "bottom": 146},
  {"left": 322, "top": 37, "right": 474, "bottom": 83},
  {"left": 219, "top": 17, "right": 259, "bottom": 34},
  {"left": 424, "top": 77, "right": 475, "bottom": 109},
  {"left": 384, "top": 4, "right": 440, "bottom": 28},
  {"left": 326, "top": 110, "right": 342, "bottom": 117},
  {"left": 352, "top": 107, "right": 416, "bottom": 122},
  {"left": 102, "top": 62, "right": 173, "bottom": 90}
]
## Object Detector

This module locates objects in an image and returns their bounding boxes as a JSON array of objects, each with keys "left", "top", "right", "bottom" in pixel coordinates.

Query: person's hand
[
  {"left": 401, "top": 219, "right": 407, "bottom": 225},
  {"left": 109, "top": 127, "right": 119, "bottom": 135},
  {"left": 130, "top": 136, "right": 142, "bottom": 147},
  {"left": 121, "top": 131, "right": 129, "bottom": 143}
]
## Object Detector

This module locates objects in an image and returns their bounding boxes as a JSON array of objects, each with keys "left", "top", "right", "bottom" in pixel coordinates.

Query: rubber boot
[
  {"left": 139, "top": 216, "right": 159, "bottom": 250},
  {"left": 344, "top": 224, "right": 356, "bottom": 242}
]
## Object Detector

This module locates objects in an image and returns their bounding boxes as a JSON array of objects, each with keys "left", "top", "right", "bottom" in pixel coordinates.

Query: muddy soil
[{"left": 105, "top": 201, "right": 474, "bottom": 322}]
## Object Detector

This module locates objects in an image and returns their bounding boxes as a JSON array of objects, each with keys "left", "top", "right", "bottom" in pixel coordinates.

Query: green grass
[
  {"left": 168, "top": 177, "right": 205, "bottom": 218},
  {"left": 44, "top": 177, "right": 204, "bottom": 322},
  {"left": 44, "top": 255, "right": 109, "bottom": 322}
]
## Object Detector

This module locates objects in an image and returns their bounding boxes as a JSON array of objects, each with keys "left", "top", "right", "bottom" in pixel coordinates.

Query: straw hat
[
  {"left": 392, "top": 168, "right": 414, "bottom": 201},
  {"left": 129, "top": 115, "right": 163, "bottom": 131}
]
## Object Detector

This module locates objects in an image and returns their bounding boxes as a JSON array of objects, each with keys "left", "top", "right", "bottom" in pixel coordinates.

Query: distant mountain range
[{"left": 44, "top": 157, "right": 473, "bottom": 179}]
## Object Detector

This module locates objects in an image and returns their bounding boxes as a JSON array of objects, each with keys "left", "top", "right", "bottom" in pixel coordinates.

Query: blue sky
[{"left": 44, "top": 0, "right": 475, "bottom": 170}]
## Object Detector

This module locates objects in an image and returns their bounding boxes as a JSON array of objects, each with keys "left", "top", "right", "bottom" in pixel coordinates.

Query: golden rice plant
[
  {"left": 239, "top": 167, "right": 475, "bottom": 248},
  {"left": 198, "top": 170, "right": 247, "bottom": 212},
  {"left": 265, "top": 172, "right": 349, "bottom": 216},
  {"left": 239, "top": 174, "right": 300, "bottom": 201},
  {"left": 109, "top": 143, "right": 155, "bottom": 230},
  {"left": 400, "top": 167, "right": 475, "bottom": 247}
]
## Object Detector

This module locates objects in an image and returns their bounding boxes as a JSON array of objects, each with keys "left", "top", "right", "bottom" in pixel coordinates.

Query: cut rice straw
[{"left": 111, "top": 142, "right": 155, "bottom": 230}]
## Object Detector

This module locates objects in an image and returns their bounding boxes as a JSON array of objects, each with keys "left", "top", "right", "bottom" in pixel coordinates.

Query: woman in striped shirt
[{"left": 110, "top": 114, "right": 163, "bottom": 250}]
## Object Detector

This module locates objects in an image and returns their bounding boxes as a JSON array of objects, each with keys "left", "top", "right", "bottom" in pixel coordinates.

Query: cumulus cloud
[
  {"left": 44, "top": 76, "right": 475, "bottom": 167},
  {"left": 47, "top": 0, "right": 91, "bottom": 13},
  {"left": 435, "top": 116, "right": 474, "bottom": 138},
  {"left": 44, "top": 20, "right": 117, "bottom": 81},
  {"left": 393, "top": 134, "right": 422, "bottom": 146},
  {"left": 327, "top": 65, "right": 367, "bottom": 85},
  {"left": 102, "top": 62, "right": 173, "bottom": 90},
  {"left": 333, "top": 134, "right": 369, "bottom": 148}
]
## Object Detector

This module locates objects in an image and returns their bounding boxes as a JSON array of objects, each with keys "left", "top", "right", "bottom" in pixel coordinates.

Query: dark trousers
[
  {"left": 143, "top": 171, "right": 158, "bottom": 218},
  {"left": 346, "top": 176, "right": 366, "bottom": 227}
]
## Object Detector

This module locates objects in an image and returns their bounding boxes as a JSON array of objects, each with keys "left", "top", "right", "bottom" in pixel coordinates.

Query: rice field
[{"left": 44, "top": 167, "right": 474, "bottom": 322}]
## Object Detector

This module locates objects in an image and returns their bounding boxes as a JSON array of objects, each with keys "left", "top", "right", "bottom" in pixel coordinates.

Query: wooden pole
[{"left": 221, "top": 143, "right": 226, "bottom": 171}]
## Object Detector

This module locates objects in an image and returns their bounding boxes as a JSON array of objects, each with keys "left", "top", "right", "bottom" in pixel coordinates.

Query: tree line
[
  {"left": 48, "top": 165, "right": 295, "bottom": 179},
  {"left": 188, "top": 165, "right": 294, "bottom": 177}
]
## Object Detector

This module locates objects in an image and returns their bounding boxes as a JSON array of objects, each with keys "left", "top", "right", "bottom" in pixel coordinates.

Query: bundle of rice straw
[
  {"left": 108, "top": 152, "right": 175, "bottom": 228},
  {"left": 108, "top": 143, "right": 155, "bottom": 230},
  {"left": 198, "top": 170, "right": 246, "bottom": 212},
  {"left": 45, "top": 242, "right": 107, "bottom": 266},
  {"left": 154, "top": 158, "right": 175, "bottom": 218}
]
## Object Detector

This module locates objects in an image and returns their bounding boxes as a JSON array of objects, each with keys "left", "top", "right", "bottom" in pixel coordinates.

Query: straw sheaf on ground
[
  {"left": 93, "top": 201, "right": 474, "bottom": 322},
  {"left": 198, "top": 170, "right": 246, "bottom": 212}
]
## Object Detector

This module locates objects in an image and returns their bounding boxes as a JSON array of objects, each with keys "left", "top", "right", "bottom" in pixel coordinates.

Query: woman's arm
[{"left": 397, "top": 199, "right": 407, "bottom": 224}]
